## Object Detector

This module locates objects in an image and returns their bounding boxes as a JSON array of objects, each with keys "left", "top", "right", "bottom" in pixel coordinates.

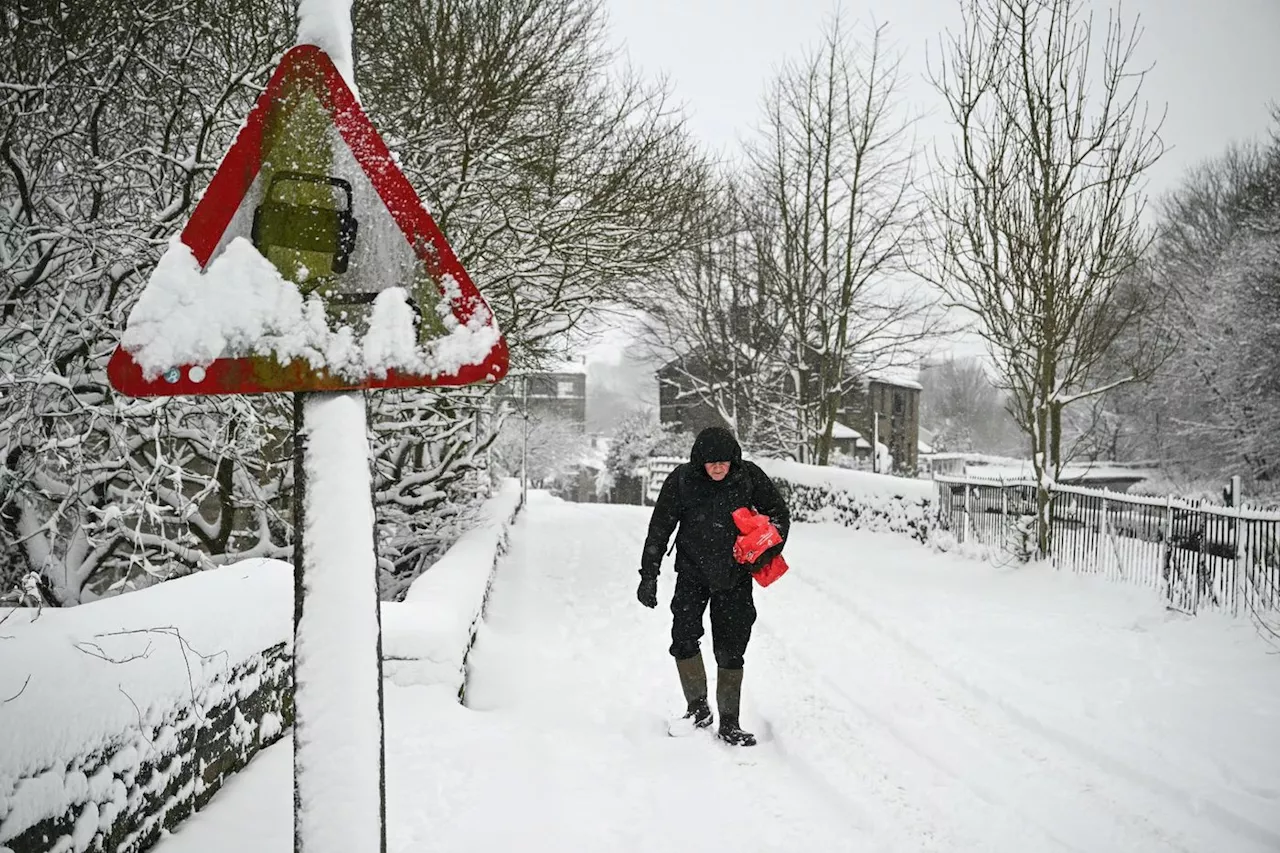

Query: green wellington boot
[
  {"left": 716, "top": 667, "right": 757, "bottom": 747},
  {"left": 670, "top": 651, "right": 714, "bottom": 734}
]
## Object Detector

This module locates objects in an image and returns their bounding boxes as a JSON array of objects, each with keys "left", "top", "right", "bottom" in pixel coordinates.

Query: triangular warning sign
[{"left": 108, "top": 44, "right": 508, "bottom": 397}]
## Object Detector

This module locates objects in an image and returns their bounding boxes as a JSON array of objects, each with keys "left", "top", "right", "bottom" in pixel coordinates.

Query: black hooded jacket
[{"left": 640, "top": 427, "right": 791, "bottom": 591}]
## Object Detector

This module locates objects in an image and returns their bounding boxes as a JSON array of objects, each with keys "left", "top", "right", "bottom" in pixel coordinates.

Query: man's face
[{"left": 704, "top": 460, "right": 731, "bottom": 481}]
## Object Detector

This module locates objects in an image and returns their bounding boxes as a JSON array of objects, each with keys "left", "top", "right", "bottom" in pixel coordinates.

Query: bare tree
[
  {"left": 924, "top": 0, "right": 1167, "bottom": 553},
  {"left": 748, "top": 16, "right": 942, "bottom": 464},
  {"left": 918, "top": 356, "right": 1022, "bottom": 453},
  {"left": 351, "top": 0, "right": 713, "bottom": 576},
  {"left": 633, "top": 179, "right": 788, "bottom": 449},
  {"left": 487, "top": 413, "right": 589, "bottom": 487},
  {"left": 354, "top": 0, "right": 712, "bottom": 363}
]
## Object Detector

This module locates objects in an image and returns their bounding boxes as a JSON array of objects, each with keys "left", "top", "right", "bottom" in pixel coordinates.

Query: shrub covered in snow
[
  {"left": 605, "top": 411, "right": 691, "bottom": 486},
  {"left": 370, "top": 388, "right": 500, "bottom": 603},
  {"left": 0, "top": 560, "right": 293, "bottom": 853},
  {"left": 754, "top": 458, "right": 936, "bottom": 543}
]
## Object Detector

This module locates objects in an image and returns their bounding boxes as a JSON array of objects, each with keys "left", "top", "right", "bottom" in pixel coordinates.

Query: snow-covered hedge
[
  {"left": 0, "top": 559, "right": 293, "bottom": 853},
  {"left": 754, "top": 458, "right": 936, "bottom": 543},
  {"left": 380, "top": 478, "right": 524, "bottom": 698}
]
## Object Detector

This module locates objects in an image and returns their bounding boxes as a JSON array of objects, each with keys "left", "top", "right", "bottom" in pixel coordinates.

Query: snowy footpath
[{"left": 155, "top": 491, "right": 1280, "bottom": 853}]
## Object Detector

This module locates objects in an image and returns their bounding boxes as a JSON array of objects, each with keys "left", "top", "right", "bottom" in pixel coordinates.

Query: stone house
[
  {"left": 656, "top": 356, "right": 921, "bottom": 474},
  {"left": 495, "top": 360, "right": 588, "bottom": 430}
]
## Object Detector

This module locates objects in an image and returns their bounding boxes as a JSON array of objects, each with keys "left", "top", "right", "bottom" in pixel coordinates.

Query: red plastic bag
[
  {"left": 730, "top": 507, "right": 789, "bottom": 587},
  {"left": 731, "top": 507, "right": 780, "bottom": 563},
  {"left": 753, "top": 554, "right": 789, "bottom": 587}
]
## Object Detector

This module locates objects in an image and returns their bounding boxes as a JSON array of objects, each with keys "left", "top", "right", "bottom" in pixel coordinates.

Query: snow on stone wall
[
  {"left": 0, "top": 478, "right": 527, "bottom": 853},
  {"left": 754, "top": 458, "right": 936, "bottom": 544},
  {"left": 0, "top": 560, "right": 294, "bottom": 853},
  {"left": 380, "top": 478, "right": 525, "bottom": 698}
]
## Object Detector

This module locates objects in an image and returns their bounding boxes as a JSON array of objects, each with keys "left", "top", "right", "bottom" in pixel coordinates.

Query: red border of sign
[{"left": 108, "top": 44, "right": 508, "bottom": 397}]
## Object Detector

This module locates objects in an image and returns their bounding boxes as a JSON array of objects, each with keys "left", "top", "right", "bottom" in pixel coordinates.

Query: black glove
[
  {"left": 636, "top": 574, "right": 658, "bottom": 608},
  {"left": 748, "top": 544, "right": 782, "bottom": 572}
]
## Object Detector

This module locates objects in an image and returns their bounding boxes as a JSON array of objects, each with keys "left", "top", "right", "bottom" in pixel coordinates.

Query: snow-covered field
[{"left": 152, "top": 491, "right": 1280, "bottom": 853}]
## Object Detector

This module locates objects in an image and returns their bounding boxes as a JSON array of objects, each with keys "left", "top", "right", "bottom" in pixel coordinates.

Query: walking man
[{"left": 636, "top": 426, "right": 790, "bottom": 746}]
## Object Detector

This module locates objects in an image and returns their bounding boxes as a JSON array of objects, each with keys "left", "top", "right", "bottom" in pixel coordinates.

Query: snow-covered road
[{"left": 155, "top": 492, "right": 1280, "bottom": 852}]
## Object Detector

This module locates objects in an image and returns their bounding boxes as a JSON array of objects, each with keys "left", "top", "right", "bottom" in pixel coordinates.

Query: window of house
[
  {"left": 893, "top": 391, "right": 905, "bottom": 415},
  {"left": 558, "top": 379, "right": 576, "bottom": 397}
]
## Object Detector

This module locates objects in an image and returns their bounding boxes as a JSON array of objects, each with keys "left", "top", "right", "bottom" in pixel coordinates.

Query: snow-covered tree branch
[{"left": 0, "top": 0, "right": 296, "bottom": 602}]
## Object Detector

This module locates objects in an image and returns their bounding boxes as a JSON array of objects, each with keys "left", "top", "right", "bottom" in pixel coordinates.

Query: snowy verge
[
  {"left": 0, "top": 477, "right": 523, "bottom": 853},
  {"left": 754, "top": 457, "right": 936, "bottom": 543},
  {"left": 380, "top": 479, "right": 524, "bottom": 697},
  {"left": 0, "top": 560, "right": 293, "bottom": 853}
]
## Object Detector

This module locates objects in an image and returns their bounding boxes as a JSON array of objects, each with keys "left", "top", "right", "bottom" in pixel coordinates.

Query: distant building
[
  {"left": 856, "top": 371, "right": 922, "bottom": 475},
  {"left": 656, "top": 354, "right": 735, "bottom": 436},
  {"left": 829, "top": 421, "right": 873, "bottom": 457},
  {"left": 656, "top": 356, "right": 921, "bottom": 474},
  {"left": 496, "top": 359, "right": 587, "bottom": 430},
  {"left": 924, "top": 453, "right": 1151, "bottom": 492}
]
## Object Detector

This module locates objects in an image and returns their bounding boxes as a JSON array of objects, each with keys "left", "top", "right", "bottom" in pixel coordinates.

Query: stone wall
[{"left": 1, "top": 561, "right": 294, "bottom": 853}]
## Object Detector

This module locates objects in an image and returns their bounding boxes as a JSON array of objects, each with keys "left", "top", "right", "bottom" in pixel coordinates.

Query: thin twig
[
  {"left": 75, "top": 639, "right": 155, "bottom": 664},
  {"left": 117, "top": 684, "right": 152, "bottom": 745},
  {"left": 83, "top": 626, "right": 229, "bottom": 721},
  {"left": 3, "top": 674, "right": 31, "bottom": 704}
]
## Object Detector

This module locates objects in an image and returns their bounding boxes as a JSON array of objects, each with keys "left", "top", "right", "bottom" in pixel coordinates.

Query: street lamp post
[
  {"left": 872, "top": 411, "right": 881, "bottom": 474},
  {"left": 521, "top": 373, "right": 529, "bottom": 501}
]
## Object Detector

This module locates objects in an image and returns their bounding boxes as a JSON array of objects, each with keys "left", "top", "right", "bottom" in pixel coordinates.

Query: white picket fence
[{"left": 644, "top": 456, "right": 684, "bottom": 504}]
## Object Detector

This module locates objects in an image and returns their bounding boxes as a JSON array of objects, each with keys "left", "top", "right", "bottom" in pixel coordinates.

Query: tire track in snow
[
  {"left": 750, "top": 688, "right": 978, "bottom": 852},
  {"left": 782, "top": 561, "right": 1278, "bottom": 853},
  {"left": 775, "top": 573, "right": 1191, "bottom": 851},
  {"left": 749, "top": 617, "right": 1090, "bottom": 853},
  {"left": 576, "top": 503, "right": 1080, "bottom": 849}
]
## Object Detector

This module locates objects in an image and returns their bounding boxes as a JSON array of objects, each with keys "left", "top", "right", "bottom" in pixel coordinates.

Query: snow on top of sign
[
  {"left": 296, "top": 0, "right": 356, "bottom": 91},
  {"left": 122, "top": 237, "right": 324, "bottom": 374},
  {"left": 431, "top": 308, "right": 500, "bottom": 379},
  {"left": 363, "top": 288, "right": 425, "bottom": 375},
  {"left": 121, "top": 236, "right": 499, "bottom": 381}
]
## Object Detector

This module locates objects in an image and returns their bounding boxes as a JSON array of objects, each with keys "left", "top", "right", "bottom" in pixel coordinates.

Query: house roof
[
  {"left": 831, "top": 421, "right": 872, "bottom": 449},
  {"left": 508, "top": 359, "right": 587, "bottom": 377},
  {"left": 866, "top": 366, "right": 923, "bottom": 390},
  {"left": 830, "top": 421, "right": 861, "bottom": 439}
]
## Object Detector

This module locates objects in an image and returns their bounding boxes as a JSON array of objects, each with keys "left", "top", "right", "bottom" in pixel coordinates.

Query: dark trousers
[{"left": 669, "top": 569, "right": 757, "bottom": 669}]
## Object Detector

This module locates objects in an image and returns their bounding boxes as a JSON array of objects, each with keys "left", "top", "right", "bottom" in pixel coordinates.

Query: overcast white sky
[
  {"left": 603, "top": 0, "right": 1280, "bottom": 199},
  {"left": 581, "top": 0, "right": 1279, "bottom": 395}
]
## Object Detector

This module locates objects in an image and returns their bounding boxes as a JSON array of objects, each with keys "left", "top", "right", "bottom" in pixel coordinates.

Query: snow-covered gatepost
[{"left": 105, "top": 1, "right": 510, "bottom": 850}]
